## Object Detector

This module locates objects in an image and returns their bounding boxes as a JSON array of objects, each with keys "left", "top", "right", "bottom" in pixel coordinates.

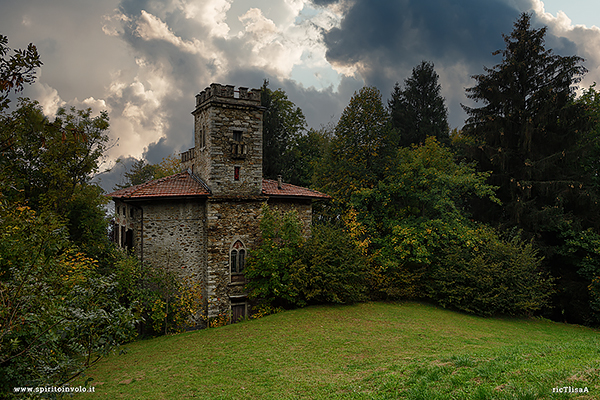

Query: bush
[
  {"left": 427, "top": 227, "right": 554, "bottom": 316},
  {"left": 0, "top": 203, "right": 137, "bottom": 392},
  {"left": 291, "top": 224, "right": 368, "bottom": 305},
  {"left": 245, "top": 205, "right": 368, "bottom": 309},
  {"left": 110, "top": 256, "right": 204, "bottom": 336}
]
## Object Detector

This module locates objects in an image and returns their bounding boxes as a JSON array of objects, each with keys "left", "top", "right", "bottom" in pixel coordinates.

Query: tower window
[
  {"left": 233, "top": 130, "right": 242, "bottom": 141},
  {"left": 234, "top": 166, "right": 240, "bottom": 181}
]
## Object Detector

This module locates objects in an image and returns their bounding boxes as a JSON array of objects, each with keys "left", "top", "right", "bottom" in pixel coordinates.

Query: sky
[{"left": 2, "top": 0, "right": 600, "bottom": 191}]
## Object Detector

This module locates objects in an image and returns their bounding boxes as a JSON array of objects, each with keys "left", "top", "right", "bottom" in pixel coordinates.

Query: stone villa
[{"left": 108, "top": 83, "right": 329, "bottom": 323}]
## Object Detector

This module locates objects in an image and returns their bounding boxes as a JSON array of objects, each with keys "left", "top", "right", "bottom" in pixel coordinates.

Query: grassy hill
[{"left": 78, "top": 302, "right": 599, "bottom": 399}]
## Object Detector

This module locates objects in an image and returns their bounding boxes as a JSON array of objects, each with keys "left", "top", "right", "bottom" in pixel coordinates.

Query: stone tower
[{"left": 181, "top": 83, "right": 264, "bottom": 196}]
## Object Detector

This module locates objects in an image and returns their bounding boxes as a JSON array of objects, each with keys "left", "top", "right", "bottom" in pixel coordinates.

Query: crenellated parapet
[{"left": 195, "top": 83, "right": 261, "bottom": 107}]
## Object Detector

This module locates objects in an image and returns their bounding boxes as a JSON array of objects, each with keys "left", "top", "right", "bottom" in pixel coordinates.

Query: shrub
[
  {"left": 0, "top": 203, "right": 137, "bottom": 391},
  {"left": 110, "top": 256, "right": 204, "bottom": 336},
  {"left": 245, "top": 205, "right": 368, "bottom": 309},
  {"left": 427, "top": 227, "right": 554, "bottom": 316},
  {"left": 291, "top": 224, "right": 368, "bottom": 305},
  {"left": 245, "top": 205, "right": 305, "bottom": 308}
]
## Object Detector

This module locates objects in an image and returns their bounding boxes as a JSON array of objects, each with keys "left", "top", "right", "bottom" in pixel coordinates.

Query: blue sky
[
  {"left": 541, "top": 0, "right": 600, "bottom": 27},
  {"left": 1, "top": 0, "right": 600, "bottom": 191}
]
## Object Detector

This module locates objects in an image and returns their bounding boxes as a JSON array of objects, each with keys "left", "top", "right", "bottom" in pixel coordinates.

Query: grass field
[{"left": 77, "top": 302, "right": 600, "bottom": 399}]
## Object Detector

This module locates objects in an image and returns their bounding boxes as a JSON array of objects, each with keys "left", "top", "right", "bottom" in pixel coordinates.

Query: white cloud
[
  {"left": 193, "top": 0, "right": 232, "bottom": 37},
  {"left": 31, "top": 83, "right": 66, "bottom": 117},
  {"left": 102, "top": 11, "right": 130, "bottom": 37},
  {"left": 134, "top": 10, "right": 202, "bottom": 54},
  {"left": 530, "top": 0, "right": 600, "bottom": 89}
]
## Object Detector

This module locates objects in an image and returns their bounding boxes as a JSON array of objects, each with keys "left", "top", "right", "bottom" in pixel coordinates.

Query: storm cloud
[{"left": 2, "top": 0, "right": 600, "bottom": 192}]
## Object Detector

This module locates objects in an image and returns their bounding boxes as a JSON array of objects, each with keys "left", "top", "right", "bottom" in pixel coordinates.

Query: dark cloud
[
  {"left": 315, "top": 0, "right": 594, "bottom": 126},
  {"left": 322, "top": 0, "right": 520, "bottom": 83},
  {"left": 4, "top": 0, "right": 599, "bottom": 194},
  {"left": 310, "top": 0, "right": 339, "bottom": 6}
]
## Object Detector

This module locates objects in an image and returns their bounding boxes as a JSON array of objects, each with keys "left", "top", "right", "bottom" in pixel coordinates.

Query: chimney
[{"left": 277, "top": 175, "right": 283, "bottom": 190}]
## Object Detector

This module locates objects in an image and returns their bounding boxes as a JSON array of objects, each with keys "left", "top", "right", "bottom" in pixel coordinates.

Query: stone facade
[
  {"left": 109, "top": 83, "right": 329, "bottom": 325},
  {"left": 183, "top": 83, "right": 263, "bottom": 197}
]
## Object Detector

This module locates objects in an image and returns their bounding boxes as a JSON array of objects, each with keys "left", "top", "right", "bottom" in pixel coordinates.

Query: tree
[
  {"left": 462, "top": 13, "right": 589, "bottom": 228},
  {"left": 316, "top": 86, "right": 393, "bottom": 207},
  {"left": 284, "top": 127, "right": 332, "bottom": 188},
  {"left": 349, "top": 138, "right": 551, "bottom": 315},
  {"left": 245, "top": 205, "right": 367, "bottom": 309},
  {"left": 0, "top": 34, "right": 42, "bottom": 113},
  {"left": 0, "top": 34, "right": 139, "bottom": 390},
  {"left": 116, "top": 153, "right": 181, "bottom": 189},
  {"left": 0, "top": 100, "right": 112, "bottom": 258},
  {"left": 261, "top": 80, "right": 307, "bottom": 181},
  {"left": 462, "top": 13, "right": 597, "bottom": 324},
  {"left": 389, "top": 61, "right": 450, "bottom": 147},
  {"left": 0, "top": 202, "right": 137, "bottom": 391}
]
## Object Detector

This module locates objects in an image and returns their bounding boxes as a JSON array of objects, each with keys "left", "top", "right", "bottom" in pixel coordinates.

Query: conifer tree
[
  {"left": 389, "top": 61, "right": 449, "bottom": 147},
  {"left": 463, "top": 13, "right": 599, "bottom": 324},
  {"left": 463, "top": 13, "right": 590, "bottom": 228}
]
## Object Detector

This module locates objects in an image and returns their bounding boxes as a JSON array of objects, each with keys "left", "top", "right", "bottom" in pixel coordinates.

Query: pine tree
[
  {"left": 463, "top": 13, "right": 590, "bottom": 229},
  {"left": 389, "top": 61, "right": 449, "bottom": 147},
  {"left": 462, "top": 13, "right": 600, "bottom": 324}
]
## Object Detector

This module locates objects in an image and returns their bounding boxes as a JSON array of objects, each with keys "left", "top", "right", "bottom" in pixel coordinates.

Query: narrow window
[
  {"left": 234, "top": 166, "right": 240, "bottom": 181},
  {"left": 231, "top": 250, "right": 238, "bottom": 273},
  {"left": 114, "top": 223, "right": 120, "bottom": 244},
  {"left": 233, "top": 130, "right": 242, "bottom": 142},
  {"left": 125, "top": 229, "right": 134, "bottom": 250},
  {"left": 230, "top": 240, "right": 246, "bottom": 283},
  {"left": 239, "top": 249, "right": 245, "bottom": 273}
]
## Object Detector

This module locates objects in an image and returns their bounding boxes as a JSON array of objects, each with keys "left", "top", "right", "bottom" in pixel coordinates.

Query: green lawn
[{"left": 77, "top": 302, "right": 600, "bottom": 399}]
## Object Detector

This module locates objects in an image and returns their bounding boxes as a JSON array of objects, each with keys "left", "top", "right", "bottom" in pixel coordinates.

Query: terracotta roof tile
[
  {"left": 107, "top": 173, "right": 330, "bottom": 200},
  {"left": 107, "top": 171, "right": 210, "bottom": 199},
  {"left": 262, "top": 179, "right": 331, "bottom": 199}
]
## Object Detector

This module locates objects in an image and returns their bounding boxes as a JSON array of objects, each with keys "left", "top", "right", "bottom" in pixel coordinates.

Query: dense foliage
[
  {"left": 260, "top": 80, "right": 308, "bottom": 182},
  {"left": 315, "top": 86, "right": 395, "bottom": 212},
  {"left": 0, "top": 203, "right": 137, "bottom": 393},
  {"left": 462, "top": 13, "right": 599, "bottom": 323},
  {"left": 345, "top": 138, "right": 552, "bottom": 314},
  {"left": 0, "top": 35, "right": 202, "bottom": 395},
  {"left": 245, "top": 205, "right": 367, "bottom": 309}
]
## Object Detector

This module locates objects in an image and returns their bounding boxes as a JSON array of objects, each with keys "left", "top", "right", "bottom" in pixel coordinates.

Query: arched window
[{"left": 230, "top": 240, "right": 246, "bottom": 283}]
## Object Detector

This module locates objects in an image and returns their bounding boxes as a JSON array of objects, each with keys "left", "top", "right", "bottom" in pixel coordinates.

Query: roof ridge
[{"left": 188, "top": 169, "right": 212, "bottom": 194}]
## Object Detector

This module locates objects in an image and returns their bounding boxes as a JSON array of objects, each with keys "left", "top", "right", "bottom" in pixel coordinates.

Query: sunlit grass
[{"left": 76, "top": 302, "right": 600, "bottom": 399}]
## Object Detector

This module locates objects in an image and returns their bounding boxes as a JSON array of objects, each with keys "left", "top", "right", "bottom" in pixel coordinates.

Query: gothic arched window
[{"left": 230, "top": 240, "right": 246, "bottom": 283}]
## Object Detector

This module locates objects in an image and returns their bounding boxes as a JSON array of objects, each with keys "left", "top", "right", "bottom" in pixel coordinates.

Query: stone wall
[
  {"left": 139, "top": 199, "right": 207, "bottom": 285},
  {"left": 205, "top": 197, "right": 266, "bottom": 318}
]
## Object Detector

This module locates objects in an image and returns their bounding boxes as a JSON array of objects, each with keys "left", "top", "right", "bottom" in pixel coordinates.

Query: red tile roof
[
  {"left": 262, "top": 179, "right": 331, "bottom": 199},
  {"left": 107, "top": 171, "right": 210, "bottom": 199},
  {"left": 107, "top": 172, "right": 330, "bottom": 200}
]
